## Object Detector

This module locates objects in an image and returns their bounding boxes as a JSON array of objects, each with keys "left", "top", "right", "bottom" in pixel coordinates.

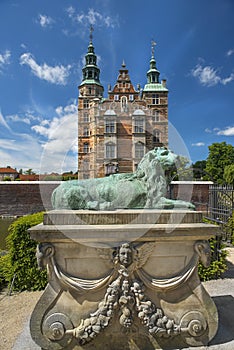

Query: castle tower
[
  {"left": 78, "top": 25, "right": 104, "bottom": 103},
  {"left": 78, "top": 26, "right": 104, "bottom": 179},
  {"left": 78, "top": 35, "right": 168, "bottom": 180},
  {"left": 142, "top": 41, "right": 168, "bottom": 148}
]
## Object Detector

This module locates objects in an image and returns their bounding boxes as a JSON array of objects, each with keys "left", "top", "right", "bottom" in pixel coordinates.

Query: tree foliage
[
  {"left": 204, "top": 142, "right": 234, "bottom": 184},
  {"left": 224, "top": 164, "right": 234, "bottom": 185},
  {"left": 192, "top": 160, "right": 207, "bottom": 180}
]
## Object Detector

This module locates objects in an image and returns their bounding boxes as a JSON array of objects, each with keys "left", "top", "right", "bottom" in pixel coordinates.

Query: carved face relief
[
  {"left": 194, "top": 240, "right": 211, "bottom": 268},
  {"left": 119, "top": 243, "right": 133, "bottom": 267}
]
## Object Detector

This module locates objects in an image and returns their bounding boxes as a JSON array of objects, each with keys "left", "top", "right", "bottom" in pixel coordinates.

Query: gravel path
[{"left": 0, "top": 290, "right": 42, "bottom": 350}]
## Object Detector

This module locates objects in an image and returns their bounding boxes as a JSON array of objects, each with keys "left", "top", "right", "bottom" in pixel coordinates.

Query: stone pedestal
[{"left": 29, "top": 209, "right": 219, "bottom": 350}]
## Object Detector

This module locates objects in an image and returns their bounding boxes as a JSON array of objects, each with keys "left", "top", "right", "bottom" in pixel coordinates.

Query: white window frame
[
  {"left": 152, "top": 94, "right": 160, "bottom": 105},
  {"left": 83, "top": 142, "right": 89, "bottom": 153},
  {"left": 153, "top": 110, "right": 160, "bottom": 122},
  {"left": 105, "top": 119, "right": 116, "bottom": 133},
  {"left": 105, "top": 142, "right": 116, "bottom": 159},
  {"left": 83, "top": 112, "right": 89, "bottom": 122},
  {"left": 83, "top": 99, "right": 89, "bottom": 108},
  {"left": 153, "top": 129, "right": 161, "bottom": 143},
  {"left": 134, "top": 118, "right": 144, "bottom": 133},
  {"left": 135, "top": 142, "right": 145, "bottom": 159}
]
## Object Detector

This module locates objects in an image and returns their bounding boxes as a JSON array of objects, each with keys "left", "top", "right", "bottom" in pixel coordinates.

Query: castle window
[
  {"left": 134, "top": 118, "right": 144, "bottom": 133},
  {"left": 105, "top": 142, "right": 116, "bottom": 159},
  {"left": 152, "top": 94, "right": 159, "bottom": 105},
  {"left": 153, "top": 110, "right": 160, "bottom": 122},
  {"left": 135, "top": 142, "right": 144, "bottom": 159},
  {"left": 129, "top": 95, "right": 134, "bottom": 101},
  {"left": 83, "top": 127, "right": 89, "bottom": 136},
  {"left": 105, "top": 163, "right": 117, "bottom": 176},
  {"left": 153, "top": 129, "right": 161, "bottom": 143},
  {"left": 83, "top": 142, "right": 89, "bottom": 153},
  {"left": 114, "top": 95, "right": 119, "bottom": 101},
  {"left": 105, "top": 120, "right": 115, "bottom": 133},
  {"left": 83, "top": 159, "right": 89, "bottom": 171},
  {"left": 121, "top": 96, "right": 127, "bottom": 111},
  {"left": 83, "top": 112, "right": 89, "bottom": 122},
  {"left": 83, "top": 100, "right": 89, "bottom": 109}
]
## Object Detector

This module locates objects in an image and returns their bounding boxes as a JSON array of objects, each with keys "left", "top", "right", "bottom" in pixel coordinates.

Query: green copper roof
[
  {"left": 143, "top": 83, "right": 168, "bottom": 92},
  {"left": 79, "top": 79, "right": 103, "bottom": 87}
]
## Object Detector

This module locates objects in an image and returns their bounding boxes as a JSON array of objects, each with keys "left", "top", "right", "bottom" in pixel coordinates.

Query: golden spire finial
[
  {"left": 151, "top": 40, "right": 156, "bottom": 57},
  {"left": 90, "top": 24, "right": 94, "bottom": 42}
]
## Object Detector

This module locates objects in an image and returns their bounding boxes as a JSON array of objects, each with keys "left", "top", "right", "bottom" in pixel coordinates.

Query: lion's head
[{"left": 136, "top": 147, "right": 178, "bottom": 179}]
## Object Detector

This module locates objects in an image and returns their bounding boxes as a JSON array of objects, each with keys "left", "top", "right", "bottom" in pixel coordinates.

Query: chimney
[{"left": 161, "top": 79, "right": 167, "bottom": 88}]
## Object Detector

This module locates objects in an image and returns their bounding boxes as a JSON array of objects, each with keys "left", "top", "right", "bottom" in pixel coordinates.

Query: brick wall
[
  {"left": 169, "top": 181, "right": 213, "bottom": 211},
  {"left": 0, "top": 180, "right": 213, "bottom": 216},
  {"left": 0, "top": 182, "right": 60, "bottom": 216}
]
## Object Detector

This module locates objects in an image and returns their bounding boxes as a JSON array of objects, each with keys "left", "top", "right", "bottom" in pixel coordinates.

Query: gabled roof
[{"left": 0, "top": 167, "right": 18, "bottom": 174}]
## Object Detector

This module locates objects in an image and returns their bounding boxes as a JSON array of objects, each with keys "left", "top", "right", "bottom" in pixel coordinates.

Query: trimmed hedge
[{"left": 0, "top": 212, "right": 47, "bottom": 291}]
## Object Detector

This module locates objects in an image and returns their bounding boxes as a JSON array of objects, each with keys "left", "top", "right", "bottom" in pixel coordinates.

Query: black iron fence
[{"left": 206, "top": 184, "right": 234, "bottom": 243}]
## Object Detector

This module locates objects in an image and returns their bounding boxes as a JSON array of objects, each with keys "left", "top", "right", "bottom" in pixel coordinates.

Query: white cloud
[
  {"left": 66, "top": 7, "right": 118, "bottom": 28},
  {"left": 31, "top": 102, "right": 78, "bottom": 172},
  {"left": 6, "top": 110, "right": 43, "bottom": 125},
  {"left": 191, "top": 64, "right": 220, "bottom": 86},
  {"left": 0, "top": 110, "right": 11, "bottom": 130},
  {"left": 0, "top": 134, "right": 42, "bottom": 171},
  {"left": 38, "top": 14, "right": 54, "bottom": 28},
  {"left": 6, "top": 114, "right": 31, "bottom": 124},
  {"left": 217, "top": 126, "right": 234, "bottom": 136},
  {"left": 0, "top": 102, "right": 77, "bottom": 172},
  {"left": 20, "top": 52, "right": 71, "bottom": 85},
  {"left": 221, "top": 73, "right": 234, "bottom": 85},
  {"left": 227, "top": 49, "right": 234, "bottom": 57},
  {"left": 0, "top": 50, "right": 11, "bottom": 70},
  {"left": 191, "top": 142, "right": 205, "bottom": 147},
  {"left": 191, "top": 61, "right": 234, "bottom": 87}
]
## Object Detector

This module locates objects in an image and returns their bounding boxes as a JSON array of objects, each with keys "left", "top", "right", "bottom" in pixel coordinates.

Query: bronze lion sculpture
[{"left": 52, "top": 147, "right": 195, "bottom": 210}]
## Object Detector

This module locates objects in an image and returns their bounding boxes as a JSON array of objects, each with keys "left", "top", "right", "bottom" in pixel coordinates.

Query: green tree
[
  {"left": 168, "top": 155, "right": 192, "bottom": 181},
  {"left": 204, "top": 142, "right": 234, "bottom": 184},
  {"left": 224, "top": 164, "right": 234, "bottom": 185},
  {"left": 192, "top": 160, "right": 207, "bottom": 180},
  {"left": 24, "top": 168, "right": 35, "bottom": 175}
]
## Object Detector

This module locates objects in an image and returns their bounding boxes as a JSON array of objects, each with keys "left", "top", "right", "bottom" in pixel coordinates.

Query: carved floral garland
[{"left": 37, "top": 240, "right": 210, "bottom": 344}]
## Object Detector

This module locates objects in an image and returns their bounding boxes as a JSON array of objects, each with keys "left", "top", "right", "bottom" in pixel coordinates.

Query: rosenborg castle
[{"left": 78, "top": 30, "right": 168, "bottom": 179}]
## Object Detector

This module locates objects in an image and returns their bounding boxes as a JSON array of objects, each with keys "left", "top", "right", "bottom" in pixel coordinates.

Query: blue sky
[{"left": 0, "top": 0, "right": 234, "bottom": 173}]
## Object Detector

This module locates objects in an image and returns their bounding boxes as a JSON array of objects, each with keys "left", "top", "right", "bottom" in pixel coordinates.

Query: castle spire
[
  {"left": 151, "top": 40, "right": 156, "bottom": 58},
  {"left": 78, "top": 26, "right": 104, "bottom": 96},
  {"left": 89, "top": 24, "right": 94, "bottom": 43},
  {"left": 146, "top": 40, "right": 160, "bottom": 84}
]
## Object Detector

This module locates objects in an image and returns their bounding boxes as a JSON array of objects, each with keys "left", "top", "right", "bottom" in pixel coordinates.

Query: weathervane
[
  {"left": 151, "top": 40, "right": 156, "bottom": 57},
  {"left": 90, "top": 24, "right": 94, "bottom": 42}
]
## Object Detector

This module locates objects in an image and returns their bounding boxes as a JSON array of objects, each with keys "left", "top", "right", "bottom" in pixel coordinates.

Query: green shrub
[
  {"left": 225, "top": 211, "right": 234, "bottom": 245},
  {"left": 0, "top": 212, "right": 47, "bottom": 291},
  {"left": 198, "top": 237, "right": 228, "bottom": 281},
  {"left": 0, "top": 252, "right": 8, "bottom": 289}
]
